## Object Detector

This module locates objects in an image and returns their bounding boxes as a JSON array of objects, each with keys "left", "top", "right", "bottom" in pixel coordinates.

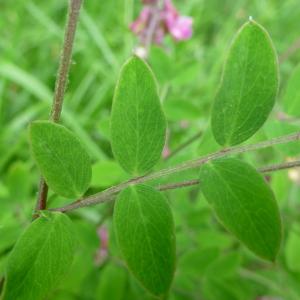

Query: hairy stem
[
  {"left": 51, "top": 131, "right": 300, "bottom": 212},
  {"left": 50, "top": 0, "right": 82, "bottom": 122},
  {"left": 34, "top": 0, "right": 82, "bottom": 214}
]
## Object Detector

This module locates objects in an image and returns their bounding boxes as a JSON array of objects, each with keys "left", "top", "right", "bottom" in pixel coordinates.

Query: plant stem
[
  {"left": 158, "top": 179, "right": 200, "bottom": 191},
  {"left": 259, "top": 160, "right": 300, "bottom": 173},
  {"left": 51, "top": 131, "right": 300, "bottom": 212},
  {"left": 35, "top": 179, "right": 49, "bottom": 211},
  {"left": 158, "top": 159, "right": 300, "bottom": 191},
  {"left": 34, "top": 0, "right": 82, "bottom": 214},
  {"left": 50, "top": 0, "right": 82, "bottom": 122}
]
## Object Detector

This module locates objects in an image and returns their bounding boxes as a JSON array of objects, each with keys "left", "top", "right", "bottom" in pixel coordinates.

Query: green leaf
[
  {"left": 282, "top": 64, "right": 300, "bottom": 117},
  {"left": 110, "top": 56, "right": 166, "bottom": 175},
  {"left": 199, "top": 158, "right": 282, "bottom": 261},
  {"left": 29, "top": 121, "right": 92, "bottom": 198},
  {"left": 2, "top": 212, "right": 76, "bottom": 300},
  {"left": 114, "top": 184, "right": 175, "bottom": 297},
  {"left": 211, "top": 20, "right": 279, "bottom": 146}
]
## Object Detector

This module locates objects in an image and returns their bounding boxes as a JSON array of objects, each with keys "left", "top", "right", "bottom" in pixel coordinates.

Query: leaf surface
[
  {"left": 199, "top": 157, "right": 282, "bottom": 261},
  {"left": 211, "top": 20, "right": 279, "bottom": 146},
  {"left": 3, "top": 212, "right": 76, "bottom": 300},
  {"left": 111, "top": 56, "right": 166, "bottom": 175},
  {"left": 29, "top": 121, "right": 91, "bottom": 198},
  {"left": 114, "top": 184, "right": 175, "bottom": 297}
]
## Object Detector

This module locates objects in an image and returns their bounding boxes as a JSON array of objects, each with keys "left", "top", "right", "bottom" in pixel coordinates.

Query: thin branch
[
  {"left": 34, "top": 0, "right": 82, "bottom": 214},
  {"left": 259, "top": 160, "right": 300, "bottom": 173},
  {"left": 158, "top": 179, "right": 200, "bottom": 191},
  {"left": 164, "top": 131, "right": 202, "bottom": 160},
  {"left": 51, "top": 132, "right": 300, "bottom": 212},
  {"left": 158, "top": 160, "right": 300, "bottom": 191}
]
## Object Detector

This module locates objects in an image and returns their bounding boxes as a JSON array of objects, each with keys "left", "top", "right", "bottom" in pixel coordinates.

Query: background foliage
[{"left": 1, "top": 0, "right": 300, "bottom": 299}]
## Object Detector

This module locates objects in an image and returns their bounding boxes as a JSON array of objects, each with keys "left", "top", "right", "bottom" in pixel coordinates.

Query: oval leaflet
[
  {"left": 199, "top": 157, "right": 282, "bottom": 261},
  {"left": 211, "top": 20, "right": 279, "bottom": 146},
  {"left": 114, "top": 184, "right": 176, "bottom": 297},
  {"left": 110, "top": 56, "right": 166, "bottom": 176},
  {"left": 2, "top": 212, "right": 76, "bottom": 300},
  {"left": 29, "top": 121, "right": 92, "bottom": 198}
]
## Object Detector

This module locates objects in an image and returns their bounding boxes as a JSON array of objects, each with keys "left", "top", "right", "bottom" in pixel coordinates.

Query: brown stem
[
  {"left": 34, "top": 179, "right": 49, "bottom": 211},
  {"left": 51, "top": 132, "right": 300, "bottom": 212},
  {"left": 34, "top": 0, "right": 82, "bottom": 215}
]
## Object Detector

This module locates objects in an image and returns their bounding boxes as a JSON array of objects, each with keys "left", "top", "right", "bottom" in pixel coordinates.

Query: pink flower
[{"left": 130, "top": 0, "right": 193, "bottom": 45}]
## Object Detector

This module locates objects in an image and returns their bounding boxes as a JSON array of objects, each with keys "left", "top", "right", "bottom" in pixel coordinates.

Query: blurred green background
[{"left": 1, "top": 0, "right": 300, "bottom": 299}]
